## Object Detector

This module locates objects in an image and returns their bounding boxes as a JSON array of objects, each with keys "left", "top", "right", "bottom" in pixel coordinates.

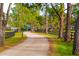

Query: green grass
[
  {"left": 35, "top": 32, "right": 73, "bottom": 56},
  {"left": 5, "top": 30, "right": 13, "bottom": 32},
  {"left": 0, "top": 32, "right": 27, "bottom": 52},
  {"left": 56, "top": 40, "right": 73, "bottom": 56}
]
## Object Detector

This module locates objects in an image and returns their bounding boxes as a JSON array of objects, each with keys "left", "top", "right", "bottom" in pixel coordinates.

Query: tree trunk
[
  {"left": 22, "top": 31, "right": 23, "bottom": 38},
  {"left": 51, "top": 3, "right": 64, "bottom": 38},
  {"left": 31, "top": 25, "right": 35, "bottom": 32},
  {"left": 45, "top": 3, "right": 48, "bottom": 34},
  {"left": 65, "top": 3, "right": 71, "bottom": 42},
  {"left": 73, "top": 15, "right": 79, "bottom": 55},
  {"left": 18, "top": 27, "right": 21, "bottom": 32},
  {"left": 0, "top": 3, "right": 4, "bottom": 47},
  {"left": 6, "top": 3, "right": 12, "bottom": 25},
  {"left": 59, "top": 3, "right": 64, "bottom": 38}
]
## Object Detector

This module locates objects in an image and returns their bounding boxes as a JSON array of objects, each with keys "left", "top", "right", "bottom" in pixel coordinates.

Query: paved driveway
[{"left": 0, "top": 32, "right": 49, "bottom": 56}]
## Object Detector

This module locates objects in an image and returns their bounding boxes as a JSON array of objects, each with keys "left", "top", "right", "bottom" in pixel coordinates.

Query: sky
[
  {"left": 3, "top": 3, "right": 67, "bottom": 14},
  {"left": 3, "top": 3, "right": 9, "bottom": 13},
  {"left": 1, "top": 0, "right": 79, "bottom": 3},
  {"left": 0, "top": 0, "right": 65, "bottom": 3},
  {"left": 3, "top": 3, "right": 14, "bottom": 13}
]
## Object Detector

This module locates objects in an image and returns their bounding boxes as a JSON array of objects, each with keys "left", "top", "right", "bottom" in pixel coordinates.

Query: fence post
[{"left": 71, "top": 31, "right": 74, "bottom": 40}]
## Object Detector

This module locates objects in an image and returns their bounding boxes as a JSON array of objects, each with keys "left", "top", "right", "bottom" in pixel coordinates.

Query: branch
[
  {"left": 6, "top": 3, "right": 12, "bottom": 21},
  {"left": 51, "top": 3, "right": 61, "bottom": 20}
]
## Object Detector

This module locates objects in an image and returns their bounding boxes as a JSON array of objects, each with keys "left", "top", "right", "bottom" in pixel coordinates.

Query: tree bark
[
  {"left": 49, "top": 15, "right": 54, "bottom": 32},
  {"left": 31, "top": 25, "right": 35, "bottom": 32},
  {"left": 0, "top": 3, "right": 4, "bottom": 47},
  {"left": 45, "top": 3, "right": 48, "bottom": 34},
  {"left": 22, "top": 31, "right": 23, "bottom": 38},
  {"left": 59, "top": 3, "right": 64, "bottom": 38},
  {"left": 73, "top": 15, "right": 79, "bottom": 55},
  {"left": 65, "top": 3, "right": 71, "bottom": 42},
  {"left": 51, "top": 3, "right": 64, "bottom": 38}
]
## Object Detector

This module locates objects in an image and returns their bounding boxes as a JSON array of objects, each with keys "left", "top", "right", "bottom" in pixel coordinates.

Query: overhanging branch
[{"left": 51, "top": 3, "right": 61, "bottom": 20}]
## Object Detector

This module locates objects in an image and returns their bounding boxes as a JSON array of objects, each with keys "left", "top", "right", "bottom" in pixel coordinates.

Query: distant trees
[{"left": 9, "top": 3, "right": 31, "bottom": 37}]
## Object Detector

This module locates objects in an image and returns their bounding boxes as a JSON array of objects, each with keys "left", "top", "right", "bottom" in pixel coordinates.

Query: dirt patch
[{"left": 48, "top": 39, "right": 59, "bottom": 56}]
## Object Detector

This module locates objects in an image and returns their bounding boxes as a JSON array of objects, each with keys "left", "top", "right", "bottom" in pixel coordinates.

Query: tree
[
  {"left": 0, "top": 3, "right": 12, "bottom": 47},
  {"left": 6, "top": 3, "right": 12, "bottom": 25},
  {"left": 0, "top": 3, "right": 4, "bottom": 46},
  {"left": 72, "top": 3, "right": 79, "bottom": 55},
  {"left": 51, "top": 3, "right": 64, "bottom": 38},
  {"left": 22, "top": 3, "right": 42, "bottom": 32},
  {"left": 59, "top": 3, "right": 64, "bottom": 38},
  {"left": 73, "top": 12, "right": 79, "bottom": 55},
  {"left": 3, "top": 3, "right": 12, "bottom": 43},
  {"left": 45, "top": 3, "right": 48, "bottom": 34},
  {"left": 65, "top": 3, "right": 72, "bottom": 42},
  {"left": 11, "top": 3, "right": 31, "bottom": 37}
]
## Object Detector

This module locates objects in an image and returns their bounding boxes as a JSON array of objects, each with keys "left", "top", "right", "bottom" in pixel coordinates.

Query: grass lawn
[
  {"left": 0, "top": 32, "right": 26, "bottom": 52},
  {"left": 35, "top": 32, "right": 73, "bottom": 56}
]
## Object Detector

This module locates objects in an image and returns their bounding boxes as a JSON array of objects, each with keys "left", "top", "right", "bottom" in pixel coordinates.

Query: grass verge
[
  {"left": 0, "top": 32, "right": 27, "bottom": 52},
  {"left": 35, "top": 32, "right": 73, "bottom": 56}
]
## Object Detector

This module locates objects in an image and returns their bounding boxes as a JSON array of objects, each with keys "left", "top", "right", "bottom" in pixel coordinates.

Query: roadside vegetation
[
  {"left": 36, "top": 32, "right": 73, "bottom": 56},
  {"left": 0, "top": 32, "right": 26, "bottom": 52}
]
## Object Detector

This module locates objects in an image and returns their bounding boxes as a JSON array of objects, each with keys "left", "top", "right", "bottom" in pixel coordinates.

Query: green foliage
[
  {"left": 8, "top": 3, "right": 42, "bottom": 31},
  {"left": 8, "top": 3, "right": 76, "bottom": 33},
  {"left": 71, "top": 17, "right": 75, "bottom": 25},
  {"left": 8, "top": 3, "right": 31, "bottom": 29},
  {"left": 35, "top": 32, "right": 73, "bottom": 56},
  {"left": 8, "top": 3, "right": 67, "bottom": 32}
]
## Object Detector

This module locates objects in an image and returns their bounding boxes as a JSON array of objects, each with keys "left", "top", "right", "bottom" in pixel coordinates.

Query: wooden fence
[
  {"left": 63, "top": 31, "right": 75, "bottom": 40},
  {"left": 5, "top": 31, "right": 15, "bottom": 38},
  {"left": 70, "top": 31, "right": 75, "bottom": 40}
]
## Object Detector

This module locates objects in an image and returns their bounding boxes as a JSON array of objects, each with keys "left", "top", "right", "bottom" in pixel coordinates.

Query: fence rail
[
  {"left": 5, "top": 31, "right": 15, "bottom": 38},
  {"left": 63, "top": 31, "right": 75, "bottom": 40}
]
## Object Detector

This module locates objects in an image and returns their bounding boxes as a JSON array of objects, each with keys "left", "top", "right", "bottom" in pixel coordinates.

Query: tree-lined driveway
[{"left": 0, "top": 32, "right": 49, "bottom": 56}]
